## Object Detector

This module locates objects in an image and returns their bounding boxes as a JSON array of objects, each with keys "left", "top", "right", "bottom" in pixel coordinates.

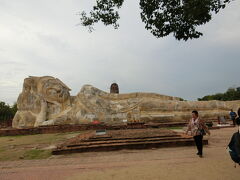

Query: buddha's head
[{"left": 36, "top": 76, "right": 71, "bottom": 103}]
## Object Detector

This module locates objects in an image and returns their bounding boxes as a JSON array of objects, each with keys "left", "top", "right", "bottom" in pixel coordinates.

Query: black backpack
[{"left": 228, "top": 117, "right": 240, "bottom": 167}]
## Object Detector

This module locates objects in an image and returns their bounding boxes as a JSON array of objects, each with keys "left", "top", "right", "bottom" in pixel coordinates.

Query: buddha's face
[{"left": 41, "top": 78, "right": 70, "bottom": 103}]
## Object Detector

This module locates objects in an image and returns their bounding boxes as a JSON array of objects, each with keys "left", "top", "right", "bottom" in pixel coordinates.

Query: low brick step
[
  {"left": 52, "top": 139, "right": 208, "bottom": 155},
  {"left": 67, "top": 136, "right": 190, "bottom": 148},
  {"left": 145, "top": 122, "right": 187, "bottom": 128},
  {"left": 87, "top": 134, "right": 180, "bottom": 142},
  {"left": 210, "top": 125, "right": 235, "bottom": 130}
]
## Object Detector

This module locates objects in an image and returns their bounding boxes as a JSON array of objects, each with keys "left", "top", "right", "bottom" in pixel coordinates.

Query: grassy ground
[
  {"left": 0, "top": 131, "right": 84, "bottom": 161},
  {"left": 167, "top": 126, "right": 183, "bottom": 130},
  {"left": 0, "top": 128, "right": 179, "bottom": 161}
]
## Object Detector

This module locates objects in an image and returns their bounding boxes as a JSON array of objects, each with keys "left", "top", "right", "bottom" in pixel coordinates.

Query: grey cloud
[{"left": 0, "top": 0, "right": 240, "bottom": 104}]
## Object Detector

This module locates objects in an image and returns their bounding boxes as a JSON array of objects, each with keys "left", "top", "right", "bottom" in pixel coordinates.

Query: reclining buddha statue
[{"left": 12, "top": 76, "right": 240, "bottom": 128}]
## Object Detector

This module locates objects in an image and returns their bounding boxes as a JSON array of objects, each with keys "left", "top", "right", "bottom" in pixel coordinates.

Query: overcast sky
[{"left": 0, "top": 0, "right": 240, "bottom": 104}]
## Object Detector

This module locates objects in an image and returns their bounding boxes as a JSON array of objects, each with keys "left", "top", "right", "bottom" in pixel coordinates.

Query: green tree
[
  {"left": 79, "top": 0, "right": 233, "bottom": 40},
  {"left": 0, "top": 101, "right": 18, "bottom": 121},
  {"left": 11, "top": 103, "right": 18, "bottom": 116},
  {"left": 198, "top": 87, "right": 240, "bottom": 101}
]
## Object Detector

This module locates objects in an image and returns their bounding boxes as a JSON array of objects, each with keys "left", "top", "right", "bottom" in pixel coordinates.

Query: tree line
[
  {"left": 0, "top": 101, "right": 17, "bottom": 122},
  {"left": 198, "top": 87, "right": 240, "bottom": 101}
]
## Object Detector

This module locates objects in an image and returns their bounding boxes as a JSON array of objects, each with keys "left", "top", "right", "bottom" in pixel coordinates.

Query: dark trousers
[
  {"left": 194, "top": 135, "right": 203, "bottom": 155},
  {"left": 231, "top": 117, "right": 236, "bottom": 126}
]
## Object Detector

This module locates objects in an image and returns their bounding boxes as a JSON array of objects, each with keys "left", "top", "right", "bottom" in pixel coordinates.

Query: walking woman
[{"left": 186, "top": 110, "right": 210, "bottom": 157}]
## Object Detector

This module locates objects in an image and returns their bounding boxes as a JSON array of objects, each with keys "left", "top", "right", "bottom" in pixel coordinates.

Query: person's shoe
[
  {"left": 199, "top": 154, "right": 203, "bottom": 158},
  {"left": 196, "top": 152, "right": 200, "bottom": 155}
]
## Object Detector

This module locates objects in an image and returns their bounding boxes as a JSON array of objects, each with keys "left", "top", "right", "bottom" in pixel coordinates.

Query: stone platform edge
[{"left": 0, "top": 122, "right": 188, "bottom": 136}]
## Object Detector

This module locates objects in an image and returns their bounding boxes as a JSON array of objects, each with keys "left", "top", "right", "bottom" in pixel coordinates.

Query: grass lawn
[{"left": 0, "top": 131, "right": 85, "bottom": 161}]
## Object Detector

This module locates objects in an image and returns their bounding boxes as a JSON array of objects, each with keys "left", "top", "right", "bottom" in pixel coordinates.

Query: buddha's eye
[{"left": 48, "top": 89, "right": 57, "bottom": 95}]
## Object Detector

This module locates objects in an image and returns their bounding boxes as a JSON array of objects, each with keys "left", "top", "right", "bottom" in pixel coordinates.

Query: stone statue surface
[{"left": 12, "top": 76, "right": 240, "bottom": 128}]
